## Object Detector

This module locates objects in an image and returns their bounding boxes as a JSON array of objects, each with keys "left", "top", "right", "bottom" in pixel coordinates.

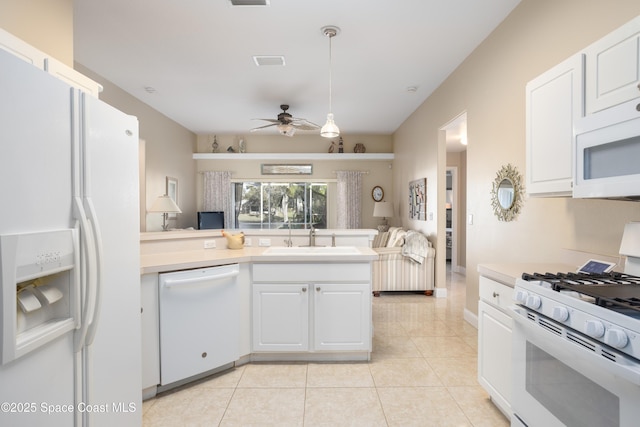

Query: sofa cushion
[
  {"left": 372, "top": 231, "right": 390, "bottom": 248},
  {"left": 388, "top": 229, "right": 406, "bottom": 247}
]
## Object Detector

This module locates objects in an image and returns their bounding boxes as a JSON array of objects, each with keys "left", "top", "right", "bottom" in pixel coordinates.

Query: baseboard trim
[
  {"left": 434, "top": 287, "right": 448, "bottom": 298},
  {"left": 464, "top": 308, "right": 478, "bottom": 329}
]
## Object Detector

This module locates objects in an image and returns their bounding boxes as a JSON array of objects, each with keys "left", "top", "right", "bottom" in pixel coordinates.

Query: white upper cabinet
[
  {"left": 584, "top": 15, "right": 640, "bottom": 116},
  {"left": 0, "top": 28, "right": 102, "bottom": 97},
  {"left": 526, "top": 54, "right": 584, "bottom": 196}
]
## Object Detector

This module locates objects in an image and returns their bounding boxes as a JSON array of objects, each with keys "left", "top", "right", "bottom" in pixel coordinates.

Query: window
[{"left": 233, "top": 181, "right": 327, "bottom": 229}]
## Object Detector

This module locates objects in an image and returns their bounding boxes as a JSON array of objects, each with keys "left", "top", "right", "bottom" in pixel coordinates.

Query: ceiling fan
[{"left": 251, "top": 104, "right": 320, "bottom": 137}]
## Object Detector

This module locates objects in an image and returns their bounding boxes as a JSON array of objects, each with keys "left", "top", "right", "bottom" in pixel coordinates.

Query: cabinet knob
[
  {"left": 302, "top": 287, "right": 307, "bottom": 293},
  {"left": 492, "top": 292, "right": 499, "bottom": 298},
  {"left": 636, "top": 103, "right": 640, "bottom": 112},
  {"left": 316, "top": 286, "right": 321, "bottom": 292}
]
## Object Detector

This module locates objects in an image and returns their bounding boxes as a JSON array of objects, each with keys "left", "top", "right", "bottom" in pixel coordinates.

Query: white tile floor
[{"left": 142, "top": 267, "right": 509, "bottom": 426}]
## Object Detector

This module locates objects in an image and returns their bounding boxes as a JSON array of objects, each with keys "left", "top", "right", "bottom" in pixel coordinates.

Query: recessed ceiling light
[
  {"left": 253, "top": 55, "right": 286, "bottom": 66},
  {"left": 229, "top": 0, "right": 269, "bottom": 6}
]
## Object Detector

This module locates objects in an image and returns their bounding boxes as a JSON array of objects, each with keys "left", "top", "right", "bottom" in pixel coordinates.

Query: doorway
[{"left": 441, "top": 112, "right": 467, "bottom": 274}]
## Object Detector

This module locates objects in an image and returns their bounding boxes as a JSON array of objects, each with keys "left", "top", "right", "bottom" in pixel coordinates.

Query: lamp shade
[
  {"left": 149, "top": 195, "right": 182, "bottom": 213},
  {"left": 373, "top": 201, "right": 394, "bottom": 218},
  {"left": 320, "top": 113, "right": 339, "bottom": 138}
]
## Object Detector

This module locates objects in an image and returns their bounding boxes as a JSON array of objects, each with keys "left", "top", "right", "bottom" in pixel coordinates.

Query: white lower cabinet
[
  {"left": 478, "top": 276, "right": 513, "bottom": 419},
  {"left": 252, "top": 283, "right": 310, "bottom": 351},
  {"left": 252, "top": 263, "right": 372, "bottom": 354},
  {"left": 314, "top": 283, "right": 370, "bottom": 351}
]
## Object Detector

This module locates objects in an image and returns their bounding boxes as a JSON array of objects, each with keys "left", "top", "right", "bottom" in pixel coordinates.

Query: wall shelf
[{"left": 193, "top": 153, "right": 394, "bottom": 161}]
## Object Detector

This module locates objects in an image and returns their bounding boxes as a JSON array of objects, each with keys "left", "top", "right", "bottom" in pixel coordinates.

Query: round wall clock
[{"left": 372, "top": 186, "right": 384, "bottom": 202}]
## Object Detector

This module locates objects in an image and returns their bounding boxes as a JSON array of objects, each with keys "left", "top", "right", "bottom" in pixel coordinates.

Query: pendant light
[{"left": 320, "top": 26, "right": 340, "bottom": 138}]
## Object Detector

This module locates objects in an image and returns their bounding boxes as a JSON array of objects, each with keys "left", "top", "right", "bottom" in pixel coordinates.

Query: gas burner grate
[{"left": 522, "top": 271, "right": 640, "bottom": 314}]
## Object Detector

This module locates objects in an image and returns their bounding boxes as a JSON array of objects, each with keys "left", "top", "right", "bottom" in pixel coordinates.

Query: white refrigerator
[{"left": 0, "top": 48, "right": 142, "bottom": 426}]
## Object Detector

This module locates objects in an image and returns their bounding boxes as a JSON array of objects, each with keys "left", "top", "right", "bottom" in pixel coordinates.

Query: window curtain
[
  {"left": 203, "top": 171, "right": 233, "bottom": 228},
  {"left": 336, "top": 170, "right": 365, "bottom": 229}
]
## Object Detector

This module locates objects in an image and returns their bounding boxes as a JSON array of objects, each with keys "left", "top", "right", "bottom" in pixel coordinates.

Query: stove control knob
[
  {"left": 605, "top": 329, "right": 628, "bottom": 349},
  {"left": 525, "top": 295, "right": 541, "bottom": 310},
  {"left": 585, "top": 320, "right": 605, "bottom": 338},
  {"left": 514, "top": 290, "right": 528, "bottom": 304},
  {"left": 551, "top": 306, "right": 569, "bottom": 322}
]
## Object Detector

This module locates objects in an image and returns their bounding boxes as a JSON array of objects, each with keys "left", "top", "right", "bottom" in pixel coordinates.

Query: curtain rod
[{"left": 332, "top": 170, "right": 369, "bottom": 174}]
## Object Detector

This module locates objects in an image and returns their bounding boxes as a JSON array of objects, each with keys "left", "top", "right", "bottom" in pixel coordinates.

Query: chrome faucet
[
  {"left": 308, "top": 226, "right": 316, "bottom": 247},
  {"left": 284, "top": 222, "right": 293, "bottom": 247}
]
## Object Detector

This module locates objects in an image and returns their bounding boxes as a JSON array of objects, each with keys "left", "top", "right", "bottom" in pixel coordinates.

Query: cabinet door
[
  {"left": 140, "top": 274, "right": 160, "bottom": 390},
  {"left": 313, "top": 283, "right": 371, "bottom": 351},
  {"left": 526, "top": 54, "right": 583, "bottom": 196},
  {"left": 478, "top": 300, "right": 513, "bottom": 418},
  {"left": 252, "top": 284, "right": 309, "bottom": 352},
  {"left": 584, "top": 15, "right": 640, "bottom": 115}
]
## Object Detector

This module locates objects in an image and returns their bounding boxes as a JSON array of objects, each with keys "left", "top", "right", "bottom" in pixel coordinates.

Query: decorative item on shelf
[
  {"left": 354, "top": 143, "right": 366, "bottom": 153},
  {"left": 320, "top": 26, "right": 340, "bottom": 138},
  {"left": 221, "top": 230, "right": 245, "bottom": 249},
  {"left": 328, "top": 140, "right": 337, "bottom": 153},
  {"left": 491, "top": 163, "right": 524, "bottom": 222},
  {"left": 338, "top": 136, "right": 344, "bottom": 153},
  {"left": 373, "top": 201, "right": 394, "bottom": 232},
  {"left": 239, "top": 138, "right": 246, "bottom": 153},
  {"left": 148, "top": 195, "right": 182, "bottom": 231},
  {"left": 226, "top": 146, "right": 235, "bottom": 153},
  {"left": 211, "top": 135, "right": 219, "bottom": 153},
  {"left": 409, "top": 178, "right": 427, "bottom": 221}
]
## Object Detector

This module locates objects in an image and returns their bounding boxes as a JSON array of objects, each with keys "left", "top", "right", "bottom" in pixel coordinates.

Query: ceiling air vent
[
  {"left": 253, "top": 55, "right": 285, "bottom": 67},
  {"left": 229, "top": 0, "right": 269, "bottom": 6}
]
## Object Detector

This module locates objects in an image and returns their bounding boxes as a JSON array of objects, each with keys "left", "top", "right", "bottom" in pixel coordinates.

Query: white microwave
[{"left": 574, "top": 98, "right": 640, "bottom": 199}]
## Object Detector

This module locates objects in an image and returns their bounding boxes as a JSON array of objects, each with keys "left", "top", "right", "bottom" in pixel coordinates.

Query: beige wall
[
  {"left": 0, "top": 0, "right": 73, "bottom": 66},
  {"left": 75, "top": 64, "right": 198, "bottom": 232},
  {"left": 195, "top": 134, "right": 394, "bottom": 229},
  {"left": 393, "top": 0, "right": 640, "bottom": 315}
]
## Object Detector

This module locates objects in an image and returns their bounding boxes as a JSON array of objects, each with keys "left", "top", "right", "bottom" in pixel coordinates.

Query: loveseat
[{"left": 371, "top": 227, "right": 435, "bottom": 296}]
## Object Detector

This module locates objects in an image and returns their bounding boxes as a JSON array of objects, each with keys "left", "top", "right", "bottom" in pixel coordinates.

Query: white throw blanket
[{"left": 401, "top": 230, "right": 430, "bottom": 264}]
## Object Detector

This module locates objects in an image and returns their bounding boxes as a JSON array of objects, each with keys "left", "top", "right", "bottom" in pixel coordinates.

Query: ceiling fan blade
[
  {"left": 252, "top": 118, "right": 279, "bottom": 123},
  {"left": 291, "top": 118, "right": 320, "bottom": 127},
  {"left": 250, "top": 123, "right": 278, "bottom": 132},
  {"left": 293, "top": 123, "right": 320, "bottom": 131}
]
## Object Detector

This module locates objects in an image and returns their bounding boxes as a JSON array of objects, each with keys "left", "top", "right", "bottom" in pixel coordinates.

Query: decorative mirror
[{"left": 490, "top": 164, "right": 524, "bottom": 222}]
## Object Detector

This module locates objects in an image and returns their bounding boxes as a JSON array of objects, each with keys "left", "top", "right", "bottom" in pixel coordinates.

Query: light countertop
[
  {"left": 477, "top": 263, "right": 577, "bottom": 288},
  {"left": 141, "top": 246, "right": 378, "bottom": 275}
]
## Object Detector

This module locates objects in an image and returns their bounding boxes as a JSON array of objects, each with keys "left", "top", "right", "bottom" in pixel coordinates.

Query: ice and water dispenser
[{"left": 0, "top": 229, "right": 79, "bottom": 364}]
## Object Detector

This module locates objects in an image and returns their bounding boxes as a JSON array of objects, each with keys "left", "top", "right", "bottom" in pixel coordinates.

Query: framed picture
[
  {"left": 409, "top": 178, "right": 427, "bottom": 221},
  {"left": 261, "top": 164, "right": 313, "bottom": 175},
  {"left": 166, "top": 176, "right": 178, "bottom": 219}
]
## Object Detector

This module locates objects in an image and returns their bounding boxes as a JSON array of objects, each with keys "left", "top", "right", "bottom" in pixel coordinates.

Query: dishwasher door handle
[{"left": 162, "top": 270, "right": 239, "bottom": 289}]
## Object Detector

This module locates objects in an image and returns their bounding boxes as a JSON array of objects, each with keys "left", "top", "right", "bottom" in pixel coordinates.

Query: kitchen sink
[{"left": 262, "top": 246, "right": 361, "bottom": 255}]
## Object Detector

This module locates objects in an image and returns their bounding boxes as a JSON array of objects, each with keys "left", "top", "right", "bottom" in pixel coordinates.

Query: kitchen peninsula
[{"left": 139, "top": 229, "right": 378, "bottom": 399}]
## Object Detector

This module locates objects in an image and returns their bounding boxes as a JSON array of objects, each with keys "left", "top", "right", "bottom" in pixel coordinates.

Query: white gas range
[{"left": 510, "top": 222, "right": 640, "bottom": 427}]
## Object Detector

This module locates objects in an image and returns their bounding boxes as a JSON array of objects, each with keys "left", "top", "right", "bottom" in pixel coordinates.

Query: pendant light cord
[{"left": 328, "top": 32, "right": 333, "bottom": 114}]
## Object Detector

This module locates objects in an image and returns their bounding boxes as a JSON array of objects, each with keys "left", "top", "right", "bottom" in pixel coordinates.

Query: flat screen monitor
[{"left": 197, "top": 211, "right": 224, "bottom": 230}]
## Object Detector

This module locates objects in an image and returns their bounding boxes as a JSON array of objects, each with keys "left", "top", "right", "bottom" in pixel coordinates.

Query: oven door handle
[{"left": 511, "top": 306, "right": 640, "bottom": 387}]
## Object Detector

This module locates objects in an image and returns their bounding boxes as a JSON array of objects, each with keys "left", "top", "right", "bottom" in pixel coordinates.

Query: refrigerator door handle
[
  {"left": 73, "top": 196, "right": 99, "bottom": 352},
  {"left": 83, "top": 197, "right": 104, "bottom": 346}
]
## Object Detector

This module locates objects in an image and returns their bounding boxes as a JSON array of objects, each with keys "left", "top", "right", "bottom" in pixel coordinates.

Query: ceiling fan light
[{"left": 320, "top": 113, "right": 339, "bottom": 138}]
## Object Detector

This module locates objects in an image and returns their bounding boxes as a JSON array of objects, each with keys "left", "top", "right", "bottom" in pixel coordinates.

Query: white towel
[{"left": 401, "top": 230, "right": 430, "bottom": 264}]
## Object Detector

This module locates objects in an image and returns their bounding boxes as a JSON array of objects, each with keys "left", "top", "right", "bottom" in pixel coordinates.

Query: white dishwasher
[{"left": 159, "top": 263, "right": 239, "bottom": 386}]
